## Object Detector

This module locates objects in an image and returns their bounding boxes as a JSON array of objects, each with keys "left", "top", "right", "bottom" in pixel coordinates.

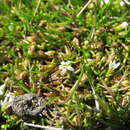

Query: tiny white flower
[
  {"left": 120, "top": 22, "right": 128, "bottom": 29},
  {"left": 0, "top": 92, "right": 15, "bottom": 108},
  {"left": 104, "top": 0, "right": 109, "bottom": 3},
  {"left": 120, "top": 1, "right": 125, "bottom": 6},
  {"left": 109, "top": 61, "right": 120, "bottom": 69},
  {"left": 115, "top": 22, "right": 129, "bottom": 31},
  {"left": 59, "top": 61, "right": 74, "bottom": 74},
  {"left": 101, "top": 0, "right": 110, "bottom": 5},
  {"left": 0, "top": 84, "right": 6, "bottom": 95}
]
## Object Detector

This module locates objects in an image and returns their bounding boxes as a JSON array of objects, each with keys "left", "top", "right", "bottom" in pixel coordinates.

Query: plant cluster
[{"left": 0, "top": 0, "right": 130, "bottom": 129}]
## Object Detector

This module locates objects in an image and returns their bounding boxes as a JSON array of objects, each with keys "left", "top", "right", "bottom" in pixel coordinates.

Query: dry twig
[{"left": 23, "top": 122, "right": 64, "bottom": 130}]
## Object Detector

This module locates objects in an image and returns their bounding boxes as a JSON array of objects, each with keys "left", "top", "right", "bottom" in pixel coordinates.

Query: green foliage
[{"left": 0, "top": 0, "right": 130, "bottom": 129}]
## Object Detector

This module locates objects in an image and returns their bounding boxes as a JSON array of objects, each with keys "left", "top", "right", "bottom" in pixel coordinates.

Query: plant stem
[
  {"left": 76, "top": 0, "right": 92, "bottom": 17},
  {"left": 68, "top": 71, "right": 83, "bottom": 100},
  {"left": 23, "top": 122, "right": 64, "bottom": 130}
]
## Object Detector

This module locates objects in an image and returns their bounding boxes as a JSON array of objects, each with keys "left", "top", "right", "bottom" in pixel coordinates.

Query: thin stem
[
  {"left": 91, "top": 85, "right": 100, "bottom": 111},
  {"left": 33, "top": 0, "right": 41, "bottom": 17},
  {"left": 76, "top": 0, "right": 92, "bottom": 17},
  {"left": 68, "top": 70, "right": 83, "bottom": 99},
  {"left": 23, "top": 122, "right": 64, "bottom": 130},
  {"left": 30, "top": 0, "right": 41, "bottom": 24}
]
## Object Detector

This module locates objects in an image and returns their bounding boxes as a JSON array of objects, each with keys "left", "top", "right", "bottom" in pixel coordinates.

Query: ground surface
[{"left": 0, "top": 0, "right": 130, "bottom": 129}]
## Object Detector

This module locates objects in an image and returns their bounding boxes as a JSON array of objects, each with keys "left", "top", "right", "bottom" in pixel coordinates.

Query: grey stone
[{"left": 11, "top": 93, "right": 47, "bottom": 117}]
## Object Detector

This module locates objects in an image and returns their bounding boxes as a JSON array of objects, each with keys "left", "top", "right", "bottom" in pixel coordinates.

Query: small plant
[{"left": 0, "top": 0, "right": 130, "bottom": 129}]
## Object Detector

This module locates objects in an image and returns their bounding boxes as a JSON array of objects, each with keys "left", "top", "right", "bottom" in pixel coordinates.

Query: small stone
[{"left": 11, "top": 93, "right": 46, "bottom": 117}]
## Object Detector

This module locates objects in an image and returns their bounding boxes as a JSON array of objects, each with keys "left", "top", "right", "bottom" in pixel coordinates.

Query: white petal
[
  {"left": 114, "top": 62, "right": 120, "bottom": 69},
  {"left": 0, "top": 84, "right": 5, "bottom": 95},
  {"left": 120, "top": 1, "right": 125, "bottom": 6},
  {"left": 59, "top": 65, "right": 63, "bottom": 70},
  {"left": 101, "top": 0, "right": 109, "bottom": 5},
  {"left": 109, "top": 61, "right": 120, "bottom": 69},
  {"left": 61, "top": 61, "right": 66, "bottom": 65},
  {"left": 59, "top": 61, "right": 74, "bottom": 73},
  {"left": 65, "top": 61, "right": 71, "bottom": 65},
  {"left": 119, "top": 22, "right": 128, "bottom": 29},
  {"left": 104, "top": 0, "right": 109, "bottom": 3},
  {"left": 0, "top": 90, "right": 3, "bottom": 95},
  {"left": 61, "top": 69, "right": 67, "bottom": 75},
  {"left": 66, "top": 66, "right": 74, "bottom": 71},
  {"left": 0, "top": 84, "right": 5, "bottom": 89}
]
